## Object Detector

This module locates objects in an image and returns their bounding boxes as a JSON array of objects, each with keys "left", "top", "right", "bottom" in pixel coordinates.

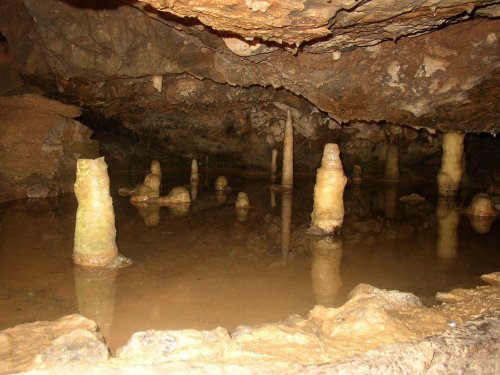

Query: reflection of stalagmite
[
  {"left": 270, "top": 190, "right": 277, "bottom": 208},
  {"left": 383, "top": 142, "right": 400, "bottom": 183},
  {"left": 150, "top": 186, "right": 191, "bottom": 205},
  {"left": 351, "top": 164, "right": 363, "bottom": 185},
  {"left": 464, "top": 193, "right": 498, "bottom": 233},
  {"left": 281, "top": 110, "right": 294, "bottom": 190},
  {"left": 74, "top": 158, "right": 124, "bottom": 267},
  {"left": 168, "top": 203, "right": 191, "bottom": 218},
  {"left": 310, "top": 144, "right": 347, "bottom": 235},
  {"left": 191, "top": 159, "right": 199, "bottom": 183},
  {"left": 281, "top": 191, "right": 293, "bottom": 258},
  {"left": 190, "top": 179, "right": 199, "bottom": 202},
  {"left": 436, "top": 199, "right": 461, "bottom": 259},
  {"left": 310, "top": 236, "right": 343, "bottom": 307},
  {"left": 271, "top": 148, "right": 278, "bottom": 182},
  {"left": 384, "top": 186, "right": 399, "bottom": 219},
  {"left": 216, "top": 191, "right": 228, "bottom": 205},
  {"left": 437, "top": 131, "right": 465, "bottom": 197},
  {"left": 74, "top": 266, "right": 117, "bottom": 340},
  {"left": 132, "top": 202, "right": 160, "bottom": 227}
]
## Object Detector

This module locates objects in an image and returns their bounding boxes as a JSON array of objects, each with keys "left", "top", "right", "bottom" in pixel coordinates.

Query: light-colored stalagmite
[
  {"left": 464, "top": 193, "right": 498, "bottom": 234},
  {"left": 281, "top": 191, "right": 293, "bottom": 258},
  {"left": 271, "top": 148, "right": 278, "bottom": 182},
  {"left": 383, "top": 142, "right": 400, "bottom": 183},
  {"left": 150, "top": 186, "right": 191, "bottom": 205},
  {"left": 435, "top": 199, "right": 461, "bottom": 259},
  {"left": 281, "top": 110, "right": 294, "bottom": 190},
  {"left": 215, "top": 175, "right": 231, "bottom": 191},
  {"left": 74, "top": 157, "right": 121, "bottom": 267},
  {"left": 129, "top": 173, "right": 161, "bottom": 203},
  {"left": 437, "top": 131, "right": 465, "bottom": 197},
  {"left": 310, "top": 144, "right": 347, "bottom": 235},
  {"left": 235, "top": 192, "right": 250, "bottom": 222},
  {"left": 310, "top": 236, "right": 343, "bottom": 307},
  {"left": 74, "top": 266, "right": 117, "bottom": 340},
  {"left": 190, "top": 159, "right": 199, "bottom": 183},
  {"left": 190, "top": 179, "right": 199, "bottom": 202}
]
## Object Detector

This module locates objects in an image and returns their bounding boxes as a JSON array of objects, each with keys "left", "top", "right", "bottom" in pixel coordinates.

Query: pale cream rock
[
  {"left": 281, "top": 109, "right": 294, "bottom": 190},
  {"left": 310, "top": 144, "right": 347, "bottom": 234},
  {"left": 437, "top": 131, "right": 465, "bottom": 197},
  {"left": 73, "top": 157, "right": 119, "bottom": 267}
]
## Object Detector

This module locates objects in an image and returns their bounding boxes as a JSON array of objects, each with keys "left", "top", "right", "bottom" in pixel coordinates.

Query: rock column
[{"left": 281, "top": 110, "right": 294, "bottom": 190}]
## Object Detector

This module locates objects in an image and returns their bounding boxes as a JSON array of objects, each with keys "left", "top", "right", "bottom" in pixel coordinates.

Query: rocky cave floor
[{"left": 1, "top": 272, "right": 499, "bottom": 374}]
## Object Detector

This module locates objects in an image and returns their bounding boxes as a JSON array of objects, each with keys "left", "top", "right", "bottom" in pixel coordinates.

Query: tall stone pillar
[{"left": 437, "top": 131, "right": 465, "bottom": 197}]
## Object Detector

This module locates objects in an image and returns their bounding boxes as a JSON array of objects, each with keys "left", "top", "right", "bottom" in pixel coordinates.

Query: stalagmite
[
  {"left": 129, "top": 173, "right": 161, "bottom": 203},
  {"left": 150, "top": 159, "right": 162, "bottom": 192},
  {"left": 74, "top": 157, "right": 123, "bottom": 267},
  {"left": 271, "top": 148, "right": 278, "bottom": 182},
  {"left": 310, "top": 236, "right": 343, "bottom": 307},
  {"left": 74, "top": 266, "right": 117, "bottom": 340},
  {"left": 281, "top": 191, "right": 293, "bottom": 258},
  {"left": 152, "top": 75, "right": 163, "bottom": 93},
  {"left": 150, "top": 186, "right": 191, "bottom": 205},
  {"left": 464, "top": 193, "right": 498, "bottom": 234},
  {"left": 235, "top": 192, "right": 250, "bottom": 222},
  {"left": 132, "top": 201, "right": 160, "bottom": 227},
  {"left": 435, "top": 199, "right": 461, "bottom": 259},
  {"left": 437, "top": 131, "right": 465, "bottom": 197},
  {"left": 216, "top": 191, "right": 228, "bottom": 205},
  {"left": 351, "top": 164, "right": 363, "bottom": 185},
  {"left": 191, "top": 159, "right": 199, "bottom": 183},
  {"left": 235, "top": 192, "right": 250, "bottom": 209},
  {"left": 309, "top": 144, "right": 347, "bottom": 235},
  {"left": 215, "top": 175, "right": 231, "bottom": 191},
  {"left": 383, "top": 142, "right": 400, "bottom": 183},
  {"left": 281, "top": 110, "right": 294, "bottom": 190}
]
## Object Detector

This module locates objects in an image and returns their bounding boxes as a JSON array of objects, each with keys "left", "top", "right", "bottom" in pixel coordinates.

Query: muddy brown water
[{"left": 1, "top": 169, "right": 499, "bottom": 353}]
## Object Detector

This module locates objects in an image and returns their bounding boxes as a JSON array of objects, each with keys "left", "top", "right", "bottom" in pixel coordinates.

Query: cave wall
[
  {"left": 0, "top": 0, "right": 498, "bottom": 170},
  {"left": 0, "top": 94, "right": 99, "bottom": 202}
]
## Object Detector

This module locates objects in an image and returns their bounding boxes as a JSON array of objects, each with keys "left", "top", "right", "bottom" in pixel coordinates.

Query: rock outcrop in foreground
[{"left": 1, "top": 272, "right": 499, "bottom": 374}]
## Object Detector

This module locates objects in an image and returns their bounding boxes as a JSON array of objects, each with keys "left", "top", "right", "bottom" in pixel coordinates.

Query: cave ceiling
[{"left": 0, "top": 0, "right": 499, "bottom": 165}]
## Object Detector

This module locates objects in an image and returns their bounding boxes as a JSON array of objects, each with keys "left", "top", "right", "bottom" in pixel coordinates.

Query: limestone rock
[
  {"left": 0, "top": 314, "right": 107, "bottom": 374},
  {"left": 481, "top": 272, "right": 500, "bottom": 286}
]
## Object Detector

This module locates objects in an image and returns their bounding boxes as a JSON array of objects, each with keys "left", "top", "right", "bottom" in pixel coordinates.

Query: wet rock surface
[
  {"left": 0, "top": 94, "right": 99, "bottom": 202},
  {"left": 2, "top": 277, "right": 499, "bottom": 374}
]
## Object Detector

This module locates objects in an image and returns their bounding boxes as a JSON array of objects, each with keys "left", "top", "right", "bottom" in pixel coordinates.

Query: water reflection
[
  {"left": 435, "top": 199, "right": 461, "bottom": 260},
  {"left": 281, "top": 191, "right": 293, "bottom": 259},
  {"left": 466, "top": 215, "right": 497, "bottom": 234},
  {"left": 74, "top": 266, "right": 117, "bottom": 339},
  {"left": 132, "top": 201, "right": 160, "bottom": 227},
  {"left": 310, "top": 236, "right": 343, "bottom": 307},
  {"left": 384, "top": 186, "right": 399, "bottom": 219}
]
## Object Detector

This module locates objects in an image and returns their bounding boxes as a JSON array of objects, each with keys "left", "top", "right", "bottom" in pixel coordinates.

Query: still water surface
[{"left": 1, "top": 169, "right": 499, "bottom": 352}]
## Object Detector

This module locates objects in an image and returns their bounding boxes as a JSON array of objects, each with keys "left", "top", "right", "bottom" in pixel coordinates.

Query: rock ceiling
[{"left": 0, "top": 0, "right": 499, "bottom": 165}]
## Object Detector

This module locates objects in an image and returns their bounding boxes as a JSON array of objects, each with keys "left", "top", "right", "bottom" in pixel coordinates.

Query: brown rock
[{"left": 0, "top": 94, "right": 99, "bottom": 202}]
